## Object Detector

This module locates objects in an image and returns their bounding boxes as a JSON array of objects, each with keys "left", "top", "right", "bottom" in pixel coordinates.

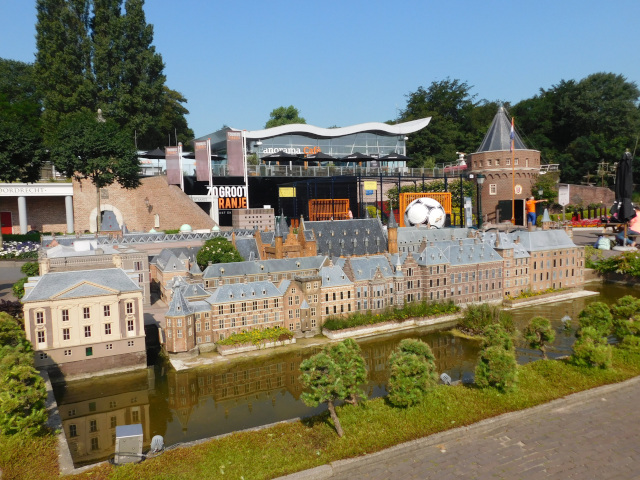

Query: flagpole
[{"left": 511, "top": 117, "right": 515, "bottom": 224}]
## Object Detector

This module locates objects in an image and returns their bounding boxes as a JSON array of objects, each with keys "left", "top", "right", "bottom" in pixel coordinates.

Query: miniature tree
[
  {"left": 196, "top": 237, "right": 243, "bottom": 270},
  {"left": 483, "top": 324, "right": 515, "bottom": 351},
  {"left": 387, "top": 339, "right": 438, "bottom": 407},
  {"left": 577, "top": 302, "right": 613, "bottom": 337},
  {"left": 299, "top": 351, "right": 346, "bottom": 437},
  {"left": 0, "top": 313, "right": 47, "bottom": 435},
  {"left": 523, "top": 316, "right": 556, "bottom": 359},
  {"left": 571, "top": 326, "right": 612, "bottom": 369},
  {"left": 327, "top": 338, "right": 367, "bottom": 406},
  {"left": 474, "top": 345, "right": 518, "bottom": 392},
  {"left": 610, "top": 296, "right": 640, "bottom": 338}
]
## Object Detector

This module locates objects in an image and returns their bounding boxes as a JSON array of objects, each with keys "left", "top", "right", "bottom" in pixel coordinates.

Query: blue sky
[{"left": 1, "top": 0, "right": 639, "bottom": 138}]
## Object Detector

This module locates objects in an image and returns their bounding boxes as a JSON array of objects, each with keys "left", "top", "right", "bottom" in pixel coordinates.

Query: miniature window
[
  {"left": 62, "top": 309, "right": 69, "bottom": 321},
  {"left": 104, "top": 305, "right": 110, "bottom": 317},
  {"left": 489, "top": 184, "right": 497, "bottom": 195}
]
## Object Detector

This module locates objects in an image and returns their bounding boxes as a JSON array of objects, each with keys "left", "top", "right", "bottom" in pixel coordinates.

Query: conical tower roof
[{"left": 476, "top": 107, "right": 527, "bottom": 153}]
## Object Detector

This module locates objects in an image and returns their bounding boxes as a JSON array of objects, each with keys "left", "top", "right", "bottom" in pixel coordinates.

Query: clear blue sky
[{"left": 1, "top": 0, "right": 639, "bottom": 138}]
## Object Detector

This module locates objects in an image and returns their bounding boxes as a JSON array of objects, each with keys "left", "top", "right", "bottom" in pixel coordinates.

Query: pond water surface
[{"left": 54, "top": 282, "right": 636, "bottom": 467}]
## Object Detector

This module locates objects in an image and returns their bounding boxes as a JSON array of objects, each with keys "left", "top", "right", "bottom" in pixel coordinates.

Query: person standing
[
  {"left": 526, "top": 197, "right": 545, "bottom": 226},
  {"left": 616, "top": 205, "right": 640, "bottom": 247}
]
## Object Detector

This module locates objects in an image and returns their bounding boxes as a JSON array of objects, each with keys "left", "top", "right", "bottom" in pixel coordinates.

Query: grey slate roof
[
  {"left": 202, "top": 256, "right": 327, "bottom": 279},
  {"left": 166, "top": 288, "right": 193, "bottom": 317},
  {"left": 347, "top": 255, "right": 394, "bottom": 281},
  {"left": 482, "top": 232, "right": 531, "bottom": 259},
  {"left": 476, "top": 106, "right": 527, "bottom": 153},
  {"left": 305, "top": 218, "right": 387, "bottom": 257},
  {"left": 397, "top": 227, "right": 472, "bottom": 251},
  {"left": 189, "top": 261, "right": 203, "bottom": 275},
  {"left": 319, "top": 264, "right": 353, "bottom": 287},
  {"left": 22, "top": 268, "right": 141, "bottom": 302},
  {"left": 443, "top": 241, "right": 502, "bottom": 266},
  {"left": 510, "top": 230, "right": 578, "bottom": 252},
  {"left": 413, "top": 245, "right": 450, "bottom": 266},
  {"left": 152, "top": 247, "right": 197, "bottom": 269},
  {"left": 234, "top": 237, "right": 260, "bottom": 261},
  {"left": 205, "top": 281, "right": 282, "bottom": 304}
]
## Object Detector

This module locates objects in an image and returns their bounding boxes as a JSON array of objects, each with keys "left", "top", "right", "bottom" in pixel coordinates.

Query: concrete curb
[{"left": 275, "top": 375, "right": 640, "bottom": 479}]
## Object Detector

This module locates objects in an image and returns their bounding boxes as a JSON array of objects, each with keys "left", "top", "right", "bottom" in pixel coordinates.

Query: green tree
[
  {"left": 265, "top": 105, "right": 306, "bottom": 128},
  {"left": 36, "top": 0, "right": 192, "bottom": 150},
  {"left": 459, "top": 303, "right": 514, "bottom": 336},
  {"left": 50, "top": 110, "right": 140, "bottom": 232},
  {"left": 0, "top": 59, "right": 47, "bottom": 185},
  {"left": 474, "top": 345, "right": 518, "bottom": 392},
  {"left": 196, "top": 237, "right": 243, "bottom": 270},
  {"left": 387, "top": 339, "right": 438, "bottom": 407},
  {"left": 0, "top": 313, "right": 48, "bottom": 436},
  {"left": 299, "top": 351, "right": 346, "bottom": 437},
  {"left": 610, "top": 296, "right": 640, "bottom": 338},
  {"left": 35, "top": 0, "right": 95, "bottom": 143},
  {"left": 571, "top": 326, "right": 612, "bottom": 369},
  {"left": 326, "top": 338, "right": 367, "bottom": 406},
  {"left": 482, "top": 324, "right": 515, "bottom": 352},
  {"left": 512, "top": 73, "right": 640, "bottom": 184},
  {"left": 400, "top": 78, "right": 497, "bottom": 167},
  {"left": 577, "top": 301, "right": 613, "bottom": 337},
  {"left": 523, "top": 316, "right": 555, "bottom": 359}
]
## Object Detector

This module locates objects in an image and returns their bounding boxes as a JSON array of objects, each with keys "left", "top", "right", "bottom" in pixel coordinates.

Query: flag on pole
[{"left": 510, "top": 117, "right": 515, "bottom": 152}]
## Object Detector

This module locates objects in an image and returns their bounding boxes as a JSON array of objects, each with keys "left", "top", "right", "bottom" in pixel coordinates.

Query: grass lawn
[{"left": 2, "top": 348, "right": 640, "bottom": 480}]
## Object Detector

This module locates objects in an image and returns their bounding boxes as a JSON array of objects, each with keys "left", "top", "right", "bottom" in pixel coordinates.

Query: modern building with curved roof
[{"left": 195, "top": 117, "right": 431, "bottom": 165}]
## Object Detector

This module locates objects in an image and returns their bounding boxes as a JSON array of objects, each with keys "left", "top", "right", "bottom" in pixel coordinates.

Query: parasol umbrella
[
  {"left": 611, "top": 149, "right": 635, "bottom": 222},
  {"left": 305, "top": 151, "right": 336, "bottom": 161},
  {"left": 339, "top": 151, "right": 376, "bottom": 167},
  {"left": 339, "top": 152, "right": 376, "bottom": 162},
  {"left": 139, "top": 147, "right": 165, "bottom": 158},
  {"left": 378, "top": 152, "right": 412, "bottom": 162},
  {"left": 261, "top": 150, "right": 300, "bottom": 167}
]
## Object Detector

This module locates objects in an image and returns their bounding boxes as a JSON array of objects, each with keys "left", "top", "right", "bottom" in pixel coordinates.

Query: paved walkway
[{"left": 281, "top": 376, "right": 640, "bottom": 480}]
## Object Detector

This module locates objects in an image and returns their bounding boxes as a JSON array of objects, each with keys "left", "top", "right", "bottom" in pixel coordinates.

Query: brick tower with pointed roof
[{"left": 467, "top": 107, "right": 541, "bottom": 224}]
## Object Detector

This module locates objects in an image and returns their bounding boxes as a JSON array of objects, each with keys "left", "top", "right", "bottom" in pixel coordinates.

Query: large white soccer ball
[{"left": 404, "top": 197, "right": 446, "bottom": 229}]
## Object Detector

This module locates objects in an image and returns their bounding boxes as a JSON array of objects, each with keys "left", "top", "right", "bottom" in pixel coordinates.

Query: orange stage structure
[
  {"left": 308, "top": 199, "right": 351, "bottom": 221},
  {"left": 398, "top": 192, "right": 452, "bottom": 227}
]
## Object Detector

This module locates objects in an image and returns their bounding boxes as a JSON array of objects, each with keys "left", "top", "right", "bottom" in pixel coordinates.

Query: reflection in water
[{"left": 54, "top": 283, "right": 634, "bottom": 467}]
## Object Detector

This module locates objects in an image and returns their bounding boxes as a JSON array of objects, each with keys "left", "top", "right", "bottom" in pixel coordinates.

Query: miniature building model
[
  {"left": 161, "top": 224, "right": 585, "bottom": 354},
  {"left": 40, "top": 241, "right": 151, "bottom": 305},
  {"left": 22, "top": 268, "right": 146, "bottom": 378}
]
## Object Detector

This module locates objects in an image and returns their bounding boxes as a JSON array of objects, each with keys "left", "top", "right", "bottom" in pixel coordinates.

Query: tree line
[{"left": 0, "top": 0, "right": 193, "bottom": 186}]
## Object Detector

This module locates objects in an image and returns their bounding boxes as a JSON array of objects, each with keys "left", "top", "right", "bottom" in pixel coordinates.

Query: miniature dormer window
[
  {"left": 229, "top": 293, "right": 233, "bottom": 298},
  {"left": 260, "top": 265, "right": 264, "bottom": 270},
  {"left": 220, "top": 268, "right": 225, "bottom": 274},
  {"left": 177, "top": 306, "right": 181, "bottom": 311},
  {"left": 262, "top": 289, "right": 266, "bottom": 295},
  {"left": 355, "top": 229, "right": 359, "bottom": 235},
  {"left": 331, "top": 231, "right": 334, "bottom": 236},
  {"left": 318, "top": 232, "right": 322, "bottom": 237}
]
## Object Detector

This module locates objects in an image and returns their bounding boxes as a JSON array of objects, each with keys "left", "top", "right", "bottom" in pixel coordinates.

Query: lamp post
[
  {"left": 476, "top": 173, "right": 485, "bottom": 228},
  {"left": 538, "top": 187, "right": 543, "bottom": 198}
]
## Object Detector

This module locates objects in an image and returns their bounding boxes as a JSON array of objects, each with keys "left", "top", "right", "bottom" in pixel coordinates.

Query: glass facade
[{"left": 250, "top": 133, "right": 407, "bottom": 168}]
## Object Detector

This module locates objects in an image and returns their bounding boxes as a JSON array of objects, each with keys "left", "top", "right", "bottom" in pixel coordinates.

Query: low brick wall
[{"left": 217, "top": 338, "right": 295, "bottom": 356}]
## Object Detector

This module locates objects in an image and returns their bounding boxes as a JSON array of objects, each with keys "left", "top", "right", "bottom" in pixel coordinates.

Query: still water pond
[{"left": 54, "top": 283, "right": 636, "bottom": 467}]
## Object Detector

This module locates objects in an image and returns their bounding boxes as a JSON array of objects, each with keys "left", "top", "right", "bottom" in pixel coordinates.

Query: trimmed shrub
[
  {"left": 571, "top": 326, "right": 612, "bottom": 369},
  {"left": 577, "top": 302, "right": 613, "bottom": 337},
  {"left": 459, "top": 303, "right": 514, "bottom": 336},
  {"left": 474, "top": 346, "right": 518, "bottom": 392},
  {"left": 610, "top": 296, "right": 640, "bottom": 338},
  {"left": 523, "top": 316, "right": 556, "bottom": 359},
  {"left": 12, "top": 277, "right": 27, "bottom": 300},
  {"left": 387, "top": 339, "right": 438, "bottom": 407},
  {"left": 482, "top": 324, "right": 515, "bottom": 351},
  {"left": 619, "top": 335, "right": 640, "bottom": 351}
]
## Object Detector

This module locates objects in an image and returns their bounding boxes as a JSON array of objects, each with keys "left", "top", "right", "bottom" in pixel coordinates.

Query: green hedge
[{"left": 323, "top": 300, "right": 459, "bottom": 331}]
